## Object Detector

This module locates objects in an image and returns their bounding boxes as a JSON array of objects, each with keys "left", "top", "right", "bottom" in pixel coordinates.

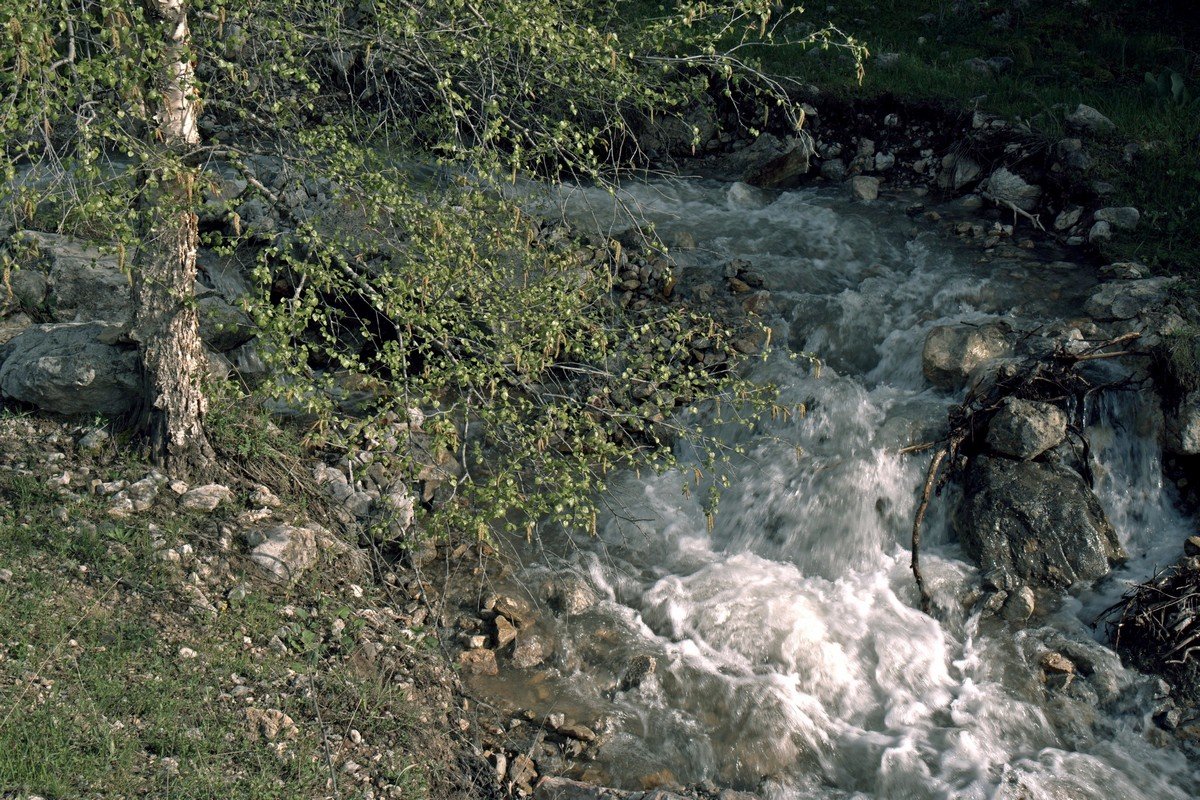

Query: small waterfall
[{"left": 485, "top": 180, "right": 1199, "bottom": 798}]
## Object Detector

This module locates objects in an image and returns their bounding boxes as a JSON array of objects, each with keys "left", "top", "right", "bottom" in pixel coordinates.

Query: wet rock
[
  {"left": 985, "top": 167, "right": 1041, "bottom": 212},
  {"left": 955, "top": 456, "right": 1126, "bottom": 590},
  {"left": 719, "top": 132, "right": 816, "bottom": 188},
  {"left": 546, "top": 577, "right": 597, "bottom": 616},
  {"left": 247, "top": 522, "right": 321, "bottom": 583},
  {"left": 1185, "top": 536, "right": 1200, "bottom": 557},
  {"left": 874, "top": 152, "right": 895, "bottom": 171},
  {"left": 1002, "top": 585, "right": 1037, "bottom": 621},
  {"left": 180, "top": 483, "right": 234, "bottom": 512},
  {"left": 0, "top": 322, "right": 139, "bottom": 415},
  {"left": 459, "top": 648, "right": 500, "bottom": 676},
  {"left": 986, "top": 398, "right": 1068, "bottom": 460},
  {"left": 1168, "top": 391, "right": 1200, "bottom": 454},
  {"left": 1094, "top": 206, "right": 1140, "bottom": 231},
  {"left": 1084, "top": 277, "right": 1177, "bottom": 321},
  {"left": 619, "top": 654, "right": 657, "bottom": 691},
  {"left": 819, "top": 159, "right": 846, "bottom": 181},
  {"left": 511, "top": 634, "right": 547, "bottom": 669},
  {"left": 1066, "top": 104, "right": 1116, "bottom": 136},
  {"left": 485, "top": 593, "right": 533, "bottom": 625},
  {"left": 921, "top": 323, "right": 1012, "bottom": 390},
  {"left": 495, "top": 615, "right": 518, "bottom": 648},
  {"left": 849, "top": 175, "right": 880, "bottom": 202},
  {"left": 938, "top": 153, "right": 982, "bottom": 191}
]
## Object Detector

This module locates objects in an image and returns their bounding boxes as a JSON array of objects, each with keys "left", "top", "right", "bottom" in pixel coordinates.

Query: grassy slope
[
  {"left": 749, "top": 0, "right": 1200, "bottom": 276},
  {"left": 0, "top": 406, "right": 461, "bottom": 800}
]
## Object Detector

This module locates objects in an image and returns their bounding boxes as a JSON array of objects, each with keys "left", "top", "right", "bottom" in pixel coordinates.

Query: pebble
[
  {"left": 178, "top": 646, "right": 199, "bottom": 659},
  {"left": 0, "top": 568, "right": 13, "bottom": 583}
]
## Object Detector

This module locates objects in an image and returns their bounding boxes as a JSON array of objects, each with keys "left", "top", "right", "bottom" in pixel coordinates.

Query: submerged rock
[{"left": 955, "top": 456, "right": 1126, "bottom": 590}]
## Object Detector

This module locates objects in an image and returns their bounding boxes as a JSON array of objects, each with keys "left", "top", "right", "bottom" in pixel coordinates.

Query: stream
[{"left": 473, "top": 179, "right": 1200, "bottom": 799}]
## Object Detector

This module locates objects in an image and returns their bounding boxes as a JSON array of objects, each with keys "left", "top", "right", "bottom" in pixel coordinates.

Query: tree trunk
[{"left": 132, "top": 0, "right": 213, "bottom": 477}]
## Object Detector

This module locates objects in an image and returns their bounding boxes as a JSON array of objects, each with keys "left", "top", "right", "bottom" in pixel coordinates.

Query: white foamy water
[{"left": 487, "top": 180, "right": 1200, "bottom": 798}]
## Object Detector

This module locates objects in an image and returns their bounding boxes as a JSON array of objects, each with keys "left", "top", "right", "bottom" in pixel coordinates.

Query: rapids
[{"left": 476, "top": 180, "right": 1200, "bottom": 799}]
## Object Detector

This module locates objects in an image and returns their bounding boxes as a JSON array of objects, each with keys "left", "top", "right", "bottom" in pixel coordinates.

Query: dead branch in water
[
  {"left": 902, "top": 330, "right": 1145, "bottom": 615},
  {"left": 911, "top": 446, "right": 947, "bottom": 614}
]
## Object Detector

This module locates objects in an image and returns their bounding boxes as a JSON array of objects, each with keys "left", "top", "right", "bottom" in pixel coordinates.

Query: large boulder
[
  {"left": 1084, "top": 277, "right": 1177, "bottom": 321},
  {"left": 11, "top": 231, "right": 132, "bottom": 323},
  {"left": 921, "top": 322, "right": 1012, "bottom": 390},
  {"left": 0, "top": 322, "right": 139, "bottom": 415},
  {"left": 1167, "top": 390, "right": 1200, "bottom": 455},
  {"left": 955, "top": 456, "right": 1126, "bottom": 590},
  {"left": 986, "top": 398, "right": 1068, "bottom": 460},
  {"left": 715, "top": 132, "right": 815, "bottom": 188},
  {"left": 984, "top": 167, "right": 1041, "bottom": 212},
  {"left": 198, "top": 294, "right": 255, "bottom": 352},
  {"left": 639, "top": 102, "right": 719, "bottom": 157}
]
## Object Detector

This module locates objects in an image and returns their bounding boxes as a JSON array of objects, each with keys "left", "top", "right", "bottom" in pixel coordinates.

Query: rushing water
[{"left": 478, "top": 180, "right": 1200, "bottom": 799}]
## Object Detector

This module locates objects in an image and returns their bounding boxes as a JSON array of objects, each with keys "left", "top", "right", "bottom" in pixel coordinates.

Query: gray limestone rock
[
  {"left": 0, "top": 322, "right": 139, "bottom": 415},
  {"left": 986, "top": 398, "right": 1068, "bottom": 460},
  {"left": 954, "top": 456, "right": 1126, "bottom": 590}
]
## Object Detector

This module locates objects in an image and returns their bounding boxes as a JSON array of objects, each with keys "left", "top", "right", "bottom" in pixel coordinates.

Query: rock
[
  {"left": 0, "top": 322, "right": 139, "bottom": 415},
  {"left": 511, "top": 634, "right": 546, "bottom": 669},
  {"left": 547, "top": 577, "right": 597, "bottom": 615},
  {"left": 1093, "top": 206, "right": 1140, "bottom": 231},
  {"left": 197, "top": 295, "right": 255, "bottom": 352},
  {"left": 1088, "top": 220, "right": 1112, "bottom": 243},
  {"left": 12, "top": 231, "right": 132, "bottom": 323},
  {"left": 1100, "top": 261, "right": 1149, "bottom": 280},
  {"left": 986, "top": 398, "right": 1068, "bottom": 460},
  {"left": 246, "top": 708, "right": 297, "bottom": 742},
  {"left": 0, "top": 312, "right": 33, "bottom": 345},
  {"left": 459, "top": 648, "right": 499, "bottom": 676},
  {"left": 0, "top": 568, "right": 12, "bottom": 583},
  {"left": 8, "top": 269, "right": 49, "bottom": 309},
  {"left": 1084, "top": 277, "right": 1177, "bottom": 320},
  {"left": 1184, "top": 536, "right": 1200, "bottom": 557},
  {"left": 557, "top": 722, "right": 596, "bottom": 742},
  {"left": 954, "top": 456, "right": 1126, "bottom": 590},
  {"left": 495, "top": 615, "right": 518, "bottom": 648},
  {"left": 1040, "top": 651, "right": 1076, "bottom": 675},
  {"left": 180, "top": 483, "right": 234, "bottom": 512},
  {"left": 178, "top": 646, "right": 198, "bottom": 659},
  {"left": 985, "top": 167, "right": 1041, "bottom": 212},
  {"left": 1053, "top": 207, "right": 1083, "bottom": 231},
  {"left": 849, "top": 175, "right": 880, "bottom": 202},
  {"left": 639, "top": 102, "right": 719, "bottom": 157},
  {"left": 485, "top": 593, "right": 533, "bottom": 625},
  {"left": 921, "top": 323, "right": 1012, "bottom": 390},
  {"left": 1002, "top": 585, "right": 1037, "bottom": 621},
  {"left": 1168, "top": 391, "right": 1200, "bottom": 455},
  {"left": 619, "top": 654, "right": 657, "bottom": 691},
  {"left": 250, "top": 484, "right": 282, "bottom": 508},
  {"left": 247, "top": 522, "right": 322, "bottom": 583},
  {"left": 1066, "top": 104, "right": 1116, "bottom": 136},
  {"left": 874, "top": 152, "right": 895, "bottom": 171},
  {"left": 78, "top": 428, "right": 110, "bottom": 452},
  {"left": 819, "top": 159, "right": 846, "bottom": 181},
  {"left": 874, "top": 52, "right": 902, "bottom": 69},
  {"left": 937, "top": 153, "right": 982, "bottom": 191},
  {"left": 717, "top": 132, "right": 815, "bottom": 188},
  {"left": 511, "top": 754, "right": 538, "bottom": 793}
]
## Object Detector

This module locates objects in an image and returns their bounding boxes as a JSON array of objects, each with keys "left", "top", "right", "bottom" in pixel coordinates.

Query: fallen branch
[{"left": 911, "top": 447, "right": 947, "bottom": 615}]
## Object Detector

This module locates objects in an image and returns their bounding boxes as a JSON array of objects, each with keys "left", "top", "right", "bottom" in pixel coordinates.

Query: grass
[
  {"left": 0, "top": 415, "right": 446, "bottom": 799},
  {"left": 743, "top": 0, "right": 1200, "bottom": 276}
]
